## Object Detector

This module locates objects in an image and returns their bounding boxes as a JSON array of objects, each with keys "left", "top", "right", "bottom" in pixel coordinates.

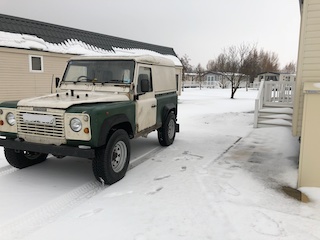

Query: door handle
[{"left": 151, "top": 105, "right": 156, "bottom": 108}]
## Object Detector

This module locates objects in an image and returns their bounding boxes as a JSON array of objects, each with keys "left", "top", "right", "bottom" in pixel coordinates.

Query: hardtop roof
[{"left": 69, "top": 55, "right": 176, "bottom": 67}]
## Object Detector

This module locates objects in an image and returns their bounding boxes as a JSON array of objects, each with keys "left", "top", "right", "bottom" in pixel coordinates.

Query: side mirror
[
  {"left": 140, "top": 79, "right": 150, "bottom": 93},
  {"left": 55, "top": 77, "right": 60, "bottom": 88}
]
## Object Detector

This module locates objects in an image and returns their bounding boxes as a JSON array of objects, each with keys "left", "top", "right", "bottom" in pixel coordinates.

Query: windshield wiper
[{"left": 75, "top": 75, "right": 96, "bottom": 82}]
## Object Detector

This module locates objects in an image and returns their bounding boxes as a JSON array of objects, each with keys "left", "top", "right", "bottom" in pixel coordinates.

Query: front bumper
[{"left": 0, "top": 138, "right": 95, "bottom": 159}]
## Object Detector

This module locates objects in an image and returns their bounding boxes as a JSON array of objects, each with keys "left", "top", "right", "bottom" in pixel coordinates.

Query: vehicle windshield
[{"left": 62, "top": 60, "right": 135, "bottom": 84}]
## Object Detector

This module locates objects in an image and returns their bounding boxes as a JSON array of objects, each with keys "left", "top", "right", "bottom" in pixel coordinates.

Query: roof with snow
[{"left": 0, "top": 13, "right": 178, "bottom": 57}]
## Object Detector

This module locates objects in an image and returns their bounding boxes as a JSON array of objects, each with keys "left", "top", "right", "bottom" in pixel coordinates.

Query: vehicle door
[{"left": 135, "top": 65, "right": 157, "bottom": 132}]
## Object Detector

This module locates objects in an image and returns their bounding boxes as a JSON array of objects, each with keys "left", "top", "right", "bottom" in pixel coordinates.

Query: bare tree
[
  {"left": 218, "top": 74, "right": 229, "bottom": 89},
  {"left": 258, "top": 49, "right": 279, "bottom": 72},
  {"left": 208, "top": 45, "right": 281, "bottom": 90},
  {"left": 207, "top": 43, "right": 253, "bottom": 98},
  {"left": 179, "top": 54, "right": 193, "bottom": 91},
  {"left": 195, "top": 63, "right": 205, "bottom": 90},
  {"left": 207, "top": 55, "right": 229, "bottom": 88},
  {"left": 282, "top": 61, "right": 296, "bottom": 73}
]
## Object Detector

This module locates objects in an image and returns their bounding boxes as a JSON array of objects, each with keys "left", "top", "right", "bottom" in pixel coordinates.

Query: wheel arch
[
  {"left": 98, "top": 114, "right": 134, "bottom": 147},
  {"left": 161, "top": 103, "right": 177, "bottom": 123}
]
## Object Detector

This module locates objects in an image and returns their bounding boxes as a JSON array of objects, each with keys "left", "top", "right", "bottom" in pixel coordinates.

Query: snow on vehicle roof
[{"left": 69, "top": 54, "right": 177, "bottom": 67}]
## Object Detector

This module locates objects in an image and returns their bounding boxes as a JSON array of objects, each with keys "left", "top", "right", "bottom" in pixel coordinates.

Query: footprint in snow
[
  {"left": 174, "top": 156, "right": 189, "bottom": 161},
  {"left": 182, "top": 151, "right": 204, "bottom": 160},
  {"left": 219, "top": 183, "right": 240, "bottom": 196},
  {"left": 251, "top": 211, "right": 283, "bottom": 236},
  {"left": 197, "top": 168, "right": 208, "bottom": 175},
  {"left": 146, "top": 187, "right": 163, "bottom": 195},
  {"left": 154, "top": 175, "right": 171, "bottom": 181},
  {"left": 134, "top": 233, "right": 147, "bottom": 240},
  {"left": 78, "top": 208, "right": 103, "bottom": 219}
]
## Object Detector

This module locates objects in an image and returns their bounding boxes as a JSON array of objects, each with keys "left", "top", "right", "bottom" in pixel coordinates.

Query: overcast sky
[{"left": 1, "top": 0, "right": 300, "bottom": 68}]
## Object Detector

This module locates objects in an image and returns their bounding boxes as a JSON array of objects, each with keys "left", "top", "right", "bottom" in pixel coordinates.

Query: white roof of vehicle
[{"left": 69, "top": 55, "right": 177, "bottom": 67}]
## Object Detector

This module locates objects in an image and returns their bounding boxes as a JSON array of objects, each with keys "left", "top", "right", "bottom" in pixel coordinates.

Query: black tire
[
  {"left": 158, "top": 112, "right": 176, "bottom": 146},
  {"left": 4, "top": 148, "right": 48, "bottom": 169},
  {"left": 93, "top": 129, "right": 130, "bottom": 185}
]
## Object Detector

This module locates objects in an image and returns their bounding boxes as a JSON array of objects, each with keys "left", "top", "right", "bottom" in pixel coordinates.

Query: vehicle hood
[{"left": 18, "top": 91, "right": 130, "bottom": 109}]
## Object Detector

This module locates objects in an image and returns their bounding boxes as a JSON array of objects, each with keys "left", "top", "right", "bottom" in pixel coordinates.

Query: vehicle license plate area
[{"left": 22, "top": 113, "right": 56, "bottom": 126}]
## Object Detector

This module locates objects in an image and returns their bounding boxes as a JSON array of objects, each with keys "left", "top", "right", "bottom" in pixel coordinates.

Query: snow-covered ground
[{"left": 0, "top": 88, "right": 320, "bottom": 240}]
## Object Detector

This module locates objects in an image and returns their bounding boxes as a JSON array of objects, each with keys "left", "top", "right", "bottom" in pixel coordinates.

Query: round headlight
[
  {"left": 6, "top": 112, "right": 16, "bottom": 126},
  {"left": 70, "top": 118, "right": 82, "bottom": 132}
]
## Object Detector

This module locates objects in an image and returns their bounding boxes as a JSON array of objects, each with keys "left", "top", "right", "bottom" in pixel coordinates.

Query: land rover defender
[{"left": 0, "top": 55, "right": 181, "bottom": 184}]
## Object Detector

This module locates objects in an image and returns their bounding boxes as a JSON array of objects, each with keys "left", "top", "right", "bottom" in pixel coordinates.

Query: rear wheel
[
  {"left": 93, "top": 129, "right": 130, "bottom": 185},
  {"left": 4, "top": 148, "right": 48, "bottom": 169},
  {"left": 158, "top": 112, "right": 176, "bottom": 146}
]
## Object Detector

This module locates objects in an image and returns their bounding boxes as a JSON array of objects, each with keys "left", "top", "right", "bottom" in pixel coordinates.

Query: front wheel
[
  {"left": 4, "top": 148, "right": 48, "bottom": 169},
  {"left": 158, "top": 112, "right": 176, "bottom": 146},
  {"left": 92, "top": 129, "right": 130, "bottom": 185}
]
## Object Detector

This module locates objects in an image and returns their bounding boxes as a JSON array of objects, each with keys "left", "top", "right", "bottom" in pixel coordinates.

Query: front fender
[
  {"left": 162, "top": 103, "right": 177, "bottom": 122},
  {"left": 98, "top": 114, "right": 133, "bottom": 147}
]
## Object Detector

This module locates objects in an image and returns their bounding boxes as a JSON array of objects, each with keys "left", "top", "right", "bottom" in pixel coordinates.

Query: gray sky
[{"left": 1, "top": 0, "right": 300, "bottom": 68}]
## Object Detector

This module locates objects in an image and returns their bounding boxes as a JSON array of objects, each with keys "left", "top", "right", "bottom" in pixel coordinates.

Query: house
[
  {"left": 183, "top": 71, "right": 226, "bottom": 89},
  {"left": 256, "top": 72, "right": 280, "bottom": 82},
  {"left": 0, "top": 14, "right": 181, "bottom": 102},
  {"left": 255, "top": 0, "right": 320, "bottom": 187},
  {"left": 279, "top": 73, "right": 296, "bottom": 82},
  {"left": 255, "top": 72, "right": 296, "bottom": 82},
  {"left": 183, "top": 73, "right": 198, "bottom": 88},
  {"left": 253, "top": 72, "right": 296, "bottom": 89},
  {"left": 183, "top": 71, "right": 248, "bottom": 89},
  {"left": 202, "top": 71, "right": 225, "bottom": 88},
  {"left": 292, "top": 0, "right": 320, "bottom": 187}
]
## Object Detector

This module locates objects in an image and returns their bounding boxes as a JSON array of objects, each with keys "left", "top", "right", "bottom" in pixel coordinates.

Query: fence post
[{"left": 254, "top": 80, "right": 265, "bottom": 128}]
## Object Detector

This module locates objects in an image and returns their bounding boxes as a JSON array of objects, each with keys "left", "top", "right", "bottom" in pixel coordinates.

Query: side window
[
  {"left": 29, "top": 55, "right": 44, "bottom": 72},
  {"left": 137, "top": 67, "right": 153, "bottom": 93}
]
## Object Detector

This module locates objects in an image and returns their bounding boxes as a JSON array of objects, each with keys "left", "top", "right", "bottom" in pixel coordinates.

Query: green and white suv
[{"left": 0, "top": 55, "right": 181, "bottom": 184}]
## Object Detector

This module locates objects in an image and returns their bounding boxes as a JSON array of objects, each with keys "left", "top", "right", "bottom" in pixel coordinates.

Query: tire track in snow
[
  {"left": 0, "top": 181, "right": 104, "bottom": 240},
  {"left": 0, "top": 146, "right": 163, "bottom": 240},
  {"left": 194, "top": 136, "right": 246, "bottom": 238},
  {"left": 129, "top": 146, "right": 162, "bottom": 169}
]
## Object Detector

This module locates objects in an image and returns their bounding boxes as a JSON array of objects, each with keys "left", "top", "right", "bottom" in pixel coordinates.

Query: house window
[{"left": 29, "top": 55, "right": 43, "bottom": 72}]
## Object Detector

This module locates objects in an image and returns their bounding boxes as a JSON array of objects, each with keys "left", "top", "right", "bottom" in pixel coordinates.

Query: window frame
[
  {"left": 29, "top": 55, "right": 44, "bottom": 72},
  {"left": 137, "top": 66, "right": 153, "bottom": 94}
]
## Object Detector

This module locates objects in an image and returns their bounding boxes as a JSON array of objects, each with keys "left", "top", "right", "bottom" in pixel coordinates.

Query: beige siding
[
  {"left": 293, "top": 0, "right": 320, "bottom": 136},
  {"left": 0, "top": 47, "right": 74, "bottom": 102}
]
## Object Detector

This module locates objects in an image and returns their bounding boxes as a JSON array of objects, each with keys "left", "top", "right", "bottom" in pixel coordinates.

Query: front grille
[{"left": 17, "top": 109, "right": 65, "bottom": 139}]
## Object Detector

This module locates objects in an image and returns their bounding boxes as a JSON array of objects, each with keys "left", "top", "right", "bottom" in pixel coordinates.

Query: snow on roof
[{"left": 0, "top": 31, "right": 182, "bottom": 66}]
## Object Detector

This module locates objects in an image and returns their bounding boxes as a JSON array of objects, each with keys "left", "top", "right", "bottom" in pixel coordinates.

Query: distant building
[
  {"left": 256, "top": 72, "right": 280, "bottom": 82},
  {"left": 183, "top": 71, "right": 248, "bottom": 89},
  {"left": 183, "top": 73, "right": 198, "bottom": 88},
  {"left": 202, "top": 72, "right": 225, "bottom": 88},
  {"left": 279, "top": 73, "right": 296, "bottom": 82},
  {"left": 0, "top": 14, "right": 180, "bottom": 101},
  {"left": 253, "top": 72, "right": 296, "bottom": 88}
]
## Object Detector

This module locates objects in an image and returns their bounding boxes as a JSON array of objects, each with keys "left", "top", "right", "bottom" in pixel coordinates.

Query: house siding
[
  {"left": 293, "top": 0, "right": 320, "bottom": 136},
  {"left": 0, "top": 47, "right": 74, "bottom": 102}
]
